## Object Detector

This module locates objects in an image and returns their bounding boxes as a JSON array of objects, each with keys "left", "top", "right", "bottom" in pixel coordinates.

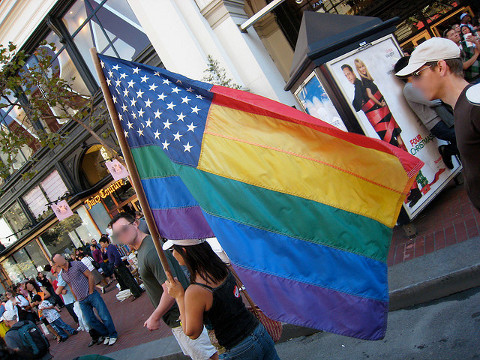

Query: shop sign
[{"left": 84, "top": 179, "right": 125, "bottom": 210}]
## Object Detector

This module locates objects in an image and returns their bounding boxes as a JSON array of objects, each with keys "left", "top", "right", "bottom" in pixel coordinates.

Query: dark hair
[
  {"left": 341, "top": 64, "right": 354, "bottom": 72},
  {"left": 25, "top": 279, "right": 41, "bottom": 293},
  {"left": 99, "top": 237, "right": 110, "bottom": 244},
  {"left": 429, "top": 59, "right": 464, "bottom": 78},
  {"left": 394, "top": 56, "right": 411, "bottom": 82},
  {"left": 443, "top": 27, "right": 455, "bottom": 38},
  {"left": 109, "top": 212, "right": 135, "bottom": 228},
  {"left": 31, "top": 294, "right": 42, "bottom": 303},
  {"left": 43, "top": 264, "right": 51, "bottom": 272},
  {"left": 173, "top": 242, "right": 228, "bottom": 284}
]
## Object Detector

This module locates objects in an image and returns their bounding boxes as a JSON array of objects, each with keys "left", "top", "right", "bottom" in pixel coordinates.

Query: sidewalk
[{"left": 47, "top": 180, "right": 479, "bottom": 360}]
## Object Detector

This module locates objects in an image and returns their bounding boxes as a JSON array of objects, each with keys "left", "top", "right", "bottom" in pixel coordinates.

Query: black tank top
[{"left": 193, "top": 271, "right": 259, "bottom": 349}]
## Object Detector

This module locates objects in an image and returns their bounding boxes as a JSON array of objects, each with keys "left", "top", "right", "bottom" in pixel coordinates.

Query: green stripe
[
  {"left": 132, "top": 145, "right": 177, "bottom": 178},
  {"left": 132, "top": 145, "right": 391, "bottom": 262}
]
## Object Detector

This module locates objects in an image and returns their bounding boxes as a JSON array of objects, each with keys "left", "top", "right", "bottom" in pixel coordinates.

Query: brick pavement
[
  {"left": 47, "top": 285, "right": 171, "bottom": 360},
  {"left": 388, "top": 180, "right": 479, "bottom": 266}
]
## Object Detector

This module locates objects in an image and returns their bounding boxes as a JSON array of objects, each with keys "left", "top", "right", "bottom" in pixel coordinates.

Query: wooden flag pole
[{"left": 89, "top": 48, "right": 173, "bottom": 281}]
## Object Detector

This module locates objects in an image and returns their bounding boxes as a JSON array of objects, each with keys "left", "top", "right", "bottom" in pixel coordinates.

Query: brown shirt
[{"left": 454, "top": 85, "right": 480, "bottom": 211}]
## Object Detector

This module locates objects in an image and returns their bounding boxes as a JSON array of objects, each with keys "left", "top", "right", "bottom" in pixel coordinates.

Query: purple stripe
[
  {"left": 233, "top": 265, "right": 388, "bottom": 340},
  {"left": 151, "top": 206, "right": 215, "bottom": 239}
]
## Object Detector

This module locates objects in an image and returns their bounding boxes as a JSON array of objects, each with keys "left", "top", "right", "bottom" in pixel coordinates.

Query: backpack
[{"left": 12, "top": 320, "right": 50, "bottom": 357}]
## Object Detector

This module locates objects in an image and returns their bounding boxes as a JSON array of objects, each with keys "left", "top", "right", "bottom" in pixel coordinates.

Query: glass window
[
  {"left": 23, "top": 186, "right": 48, "bottom": 219},
  {"left": 40, "top": 210, "right": 99, "bottom": 255},
  {"left": 87, "top": 202, "right": 111, "bottom": 234},
  {"left": 41, "top": 170, "right": 69, "bottom": 202},
  {"left": 25, "top": 32, "right": 90, "bottom": 130},
  {"left": 111, "top": 179, "right": 135, "bottom": 204},
  {"left": 12, "top": 248, "right": 37, "bottom": 280},
  {"left": 2, "top": 257, "right": 25, "bottom": 284},
  {"left": 24, "top": 241, "right": 49, "bottom": 270},
  {"left": 77, "top": 205, "right": 102, "bottom": 240},
  {"left": 0, "top": 97, "right": 39, "bottom": 174},
  {"left": 81, "top": 144, "right": 110, "bottom": 186},
  {"left": 0, "top": 217, "right": 17, "bottom": 248},
  {"left": 23, "top": 170, "right": 69, "bottom": 221},
  {"left": 62, "top": 0, "right": 150, "bottom": 82},
  {"left": 2, "top": 202, "right": 31, "bottom": 238}
]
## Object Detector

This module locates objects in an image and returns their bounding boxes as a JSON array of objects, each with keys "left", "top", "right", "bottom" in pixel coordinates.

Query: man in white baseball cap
[{"left": 396, "top": 37, "right": 480, "bottom": 212}]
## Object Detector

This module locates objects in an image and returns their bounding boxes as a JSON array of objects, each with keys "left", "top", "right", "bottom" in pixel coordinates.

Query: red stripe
[{"left": 211, "top": 85, "right": 423, "bottom": 176}]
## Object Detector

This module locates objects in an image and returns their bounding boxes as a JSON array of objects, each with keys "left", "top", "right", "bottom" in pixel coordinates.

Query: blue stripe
[
  {"left": 203, "top": 212, "right": 388, "bottom": 301},
  {"left": 141, "top": 177, "right": 199, "bottom": 209}
]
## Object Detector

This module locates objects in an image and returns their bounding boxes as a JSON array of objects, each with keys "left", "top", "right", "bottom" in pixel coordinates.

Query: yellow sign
[{"left": 84, "top": 179, "right": 125, "bottom": 210}]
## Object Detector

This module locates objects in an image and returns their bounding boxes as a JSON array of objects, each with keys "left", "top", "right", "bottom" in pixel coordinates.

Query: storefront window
[
  {"left": 76, "top": 206, "right": 102, "bottom": 241},
  {"left": 88, "top": 202, "right": 111, "bottom": 234},
  {"left": 40, "top": 210, "right": 101, "bottom": 256},
  {"left": 24, "top": 241, "right": 49, "bottom": 270},
  {"left": 111, "top": 181, "right": 136, "bottom": 204},
  {"left": 62, "top": 0, "right": 150, "bottom": 83},
  {"left": 12, "top": 248, "right": 38, "bottom": 280},
  {"left": 2, "top": 257, "right": 24, "bottom": 284},
  {"left": 2, "top": 202, "right": 31, "bottom": 239}
]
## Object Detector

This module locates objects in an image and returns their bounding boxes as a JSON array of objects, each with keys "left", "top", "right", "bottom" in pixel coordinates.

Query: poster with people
[
  {"left": 327, "top": 34, "right": 462, "bottom": 220},
  {"left": 294, "top": 72, "right": 348, "bottom": 131}
]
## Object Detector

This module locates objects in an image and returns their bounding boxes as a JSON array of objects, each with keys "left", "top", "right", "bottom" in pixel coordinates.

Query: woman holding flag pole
[{"left": 165, "top": 240, "right": 280, "bottom": 360}]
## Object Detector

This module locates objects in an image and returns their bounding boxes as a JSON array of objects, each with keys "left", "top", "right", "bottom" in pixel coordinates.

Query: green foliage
[
  {"left": 0, "top": 41, "right": 113, "bottom": 183},
  {"left": 202, "top": 55, "right": 243, "bottom": 90}
]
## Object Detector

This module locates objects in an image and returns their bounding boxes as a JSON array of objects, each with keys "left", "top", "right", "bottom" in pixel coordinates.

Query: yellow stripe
[
  {"left": 205, "top": 104, "right": 409, "bottom": 193},
  {"left": 198, "top": 105, "right": 410, "bottom": 227}
]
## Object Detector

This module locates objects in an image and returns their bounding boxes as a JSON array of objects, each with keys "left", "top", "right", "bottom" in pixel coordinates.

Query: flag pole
[{"left": 89, "top": 48, "right": 173, "bottom": 281}]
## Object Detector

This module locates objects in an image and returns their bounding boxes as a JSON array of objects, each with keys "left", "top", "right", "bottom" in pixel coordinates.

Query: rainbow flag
[{"left": 98, "top": 54, "right": 423, "bottom": 340}]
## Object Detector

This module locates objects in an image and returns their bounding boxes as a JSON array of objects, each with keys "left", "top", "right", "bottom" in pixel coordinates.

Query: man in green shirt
[{"left": 109, "top": 213, "right": 217, "bottom": 360}]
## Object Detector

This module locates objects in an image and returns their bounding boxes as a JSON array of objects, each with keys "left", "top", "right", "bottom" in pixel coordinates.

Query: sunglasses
[{"left": 112, "top": 221, "right": 135, "bottom": 239}]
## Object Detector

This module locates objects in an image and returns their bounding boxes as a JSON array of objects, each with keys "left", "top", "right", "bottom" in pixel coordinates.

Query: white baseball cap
[
  {"left": 162, "top": 239, "right": 206, "bottom": 250},
  {"left": 395, "top": 37, "right": 461, "bottom": 77}
]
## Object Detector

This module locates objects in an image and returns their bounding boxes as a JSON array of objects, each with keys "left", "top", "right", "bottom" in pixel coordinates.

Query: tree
[
  {"left": 0, "top": 41, "right": 116, "bottom": 181},
  {"left": 202, "top": 55, "right": 243, "bottom": 90}
]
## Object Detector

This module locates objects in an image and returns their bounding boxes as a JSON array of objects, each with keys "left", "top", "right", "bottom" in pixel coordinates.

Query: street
[{"left": 276, "top": 287, "right": 480, "bottom": 360}]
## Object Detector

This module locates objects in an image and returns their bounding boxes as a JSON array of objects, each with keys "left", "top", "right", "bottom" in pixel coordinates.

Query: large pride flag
[{"left": 97, "top": 54, "right": 423, "bottom": 340}]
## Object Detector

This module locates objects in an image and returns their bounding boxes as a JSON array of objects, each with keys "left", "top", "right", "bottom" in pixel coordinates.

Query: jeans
[
  {"left": 430, "top": 121, "right": 459, "bottom": 156},
  {"left": 64, "top": 303, "right": 78, "bottom": 324},
  {"left": 220, "top": 324, "right": 280, "bottom": 360},
  {"left": 50, "top": 318, "right": 75, "bottom": 340},
  {"left": 79, "top": 291, "right": 117, "bottom": 338}
]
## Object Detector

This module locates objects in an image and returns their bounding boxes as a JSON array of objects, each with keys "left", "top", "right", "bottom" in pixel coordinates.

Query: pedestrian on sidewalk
[
  {"left": 109, "top": 213, "right": 218, "bottom": 360},
  {"left": 396, "top": 37, "right": 480, "bottom": 212},
  {"left": 99, "top": 236, "right": 143, "bottom": 300},
  {"left": 166, "top": 240, "right": 280, "bottom": 360},
  {"left": 53, "top": 253, "right": 118, "bottom": 346},
  {"left": 32, "top": 294, "right": 77, "bottom": 342}
]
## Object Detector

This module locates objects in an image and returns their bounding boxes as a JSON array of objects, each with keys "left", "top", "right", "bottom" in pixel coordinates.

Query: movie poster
[
  {"left": 327, "top": 34, "right": 461, "bottom": 219},
  {"left": 294, "top": 72, "right": 348, "bottom": 131}
]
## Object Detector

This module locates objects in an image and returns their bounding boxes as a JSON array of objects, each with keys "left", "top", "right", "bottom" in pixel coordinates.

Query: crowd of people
[{"left": 0, "top": 212, "right": 281, "bottom": 359}]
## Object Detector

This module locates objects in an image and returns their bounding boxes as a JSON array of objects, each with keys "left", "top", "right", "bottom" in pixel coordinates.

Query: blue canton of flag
[{"left": 98, "top": 54, "right": 213, "bottom": 167}]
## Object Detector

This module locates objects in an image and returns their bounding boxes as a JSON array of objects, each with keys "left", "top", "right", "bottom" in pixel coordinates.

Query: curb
[{"left": 389, "top": 263, "right": 480, "bottom": 311}]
